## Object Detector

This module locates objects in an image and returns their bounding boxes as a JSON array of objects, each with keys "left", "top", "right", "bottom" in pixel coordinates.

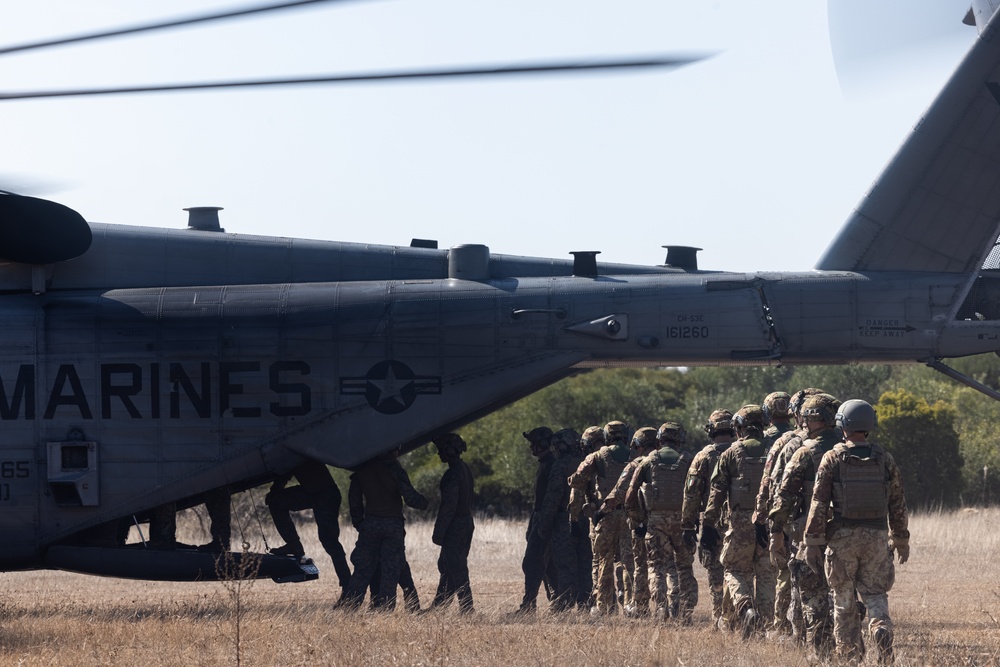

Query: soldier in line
[
  {"left": 804, "top": 400, "right": 909, "bottom": 664},
  {"left": 755, "top": 388, "right": 823, "bottom": 639},
  {"left": 568, "top": 426, "right": 604, "bottom": 609},
  {"left": 517, "top": 427, "right": 557, "bottom": 613},
  {"left": 428, "top": 433, "right": 476, "bottom": 614},
  {"left": 265, "top": 460, "right": 352, "bottom": 593},
  {"left": 569, "top": 421, "right": 634, "bottom": 615},
  {"left": 682, "top": 409, "right": 735, "bottom": 628},
  {"left": 541, "top": 428, "right": 583, "bottom": 611},
  {"left": 704, "top": 405, "right": 775, "bottom": 637},
  {"left": 762, "top": 391, "right": 793, "bottom": 444},
  {"left": 626, "top": 421, "right": 696, "bottom": 623},
  {"left": 339, "top": 449, "right": 429, "bottom": 611},
  {"left": 600, "top": 427, "right": 660, "bottom": 617},
  {"left": 768, "top": 393, "right": 842, "bottom": 657}
]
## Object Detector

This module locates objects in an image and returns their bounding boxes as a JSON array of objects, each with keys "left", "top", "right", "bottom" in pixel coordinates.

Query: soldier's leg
[
  {"left": 373, "top": 519, "right": 406, "bottom": 611},
  {"left": 592, "top": 517, "right": 618, "bottom": 614},
  {"left": 341, "top": 523, "right": 381, "bottom": 609},
  {"left": 826, "top": 541, "right": 863, "bottom": 662},
  {"left": 792, "top": 555, "right": 834, "bottom": 657},
  {"left": 855, "top": 528, "right": 896, "bottom": 665},
  {"left": 720, "top": 521, "right": 758, "bottom": 636},
  {"left": 310, "top": 488, "right": 352, "bottom": 589},
  {"left": 265, "top": 486, "right": 309, "bottom": 556},
  {"left": 398, "top": 556, "right": 421, "bottom": 612},
  {"left": 612, "top": 513, "right": 635, "bottom": 609},
  {"left": 204, "top": 487, "right": 231, "bottom": 550},
  {"left": 671, "top": 532, "right": 698, "bottom": 623},
  {"left": 772, "top": 543, "right": 793, "bottom": 635},
  {"left": 753, "top": 542, "right": 776, "bottom": 629},
  {"left": 550, "top": 519, "right": 578, "bottom": 611},
  {"left": 631, "top": 526, "right": 650, "bottom": 615},
  {"left": 453, "top": 528, "right": 475, "bottom": 613},
  {"left": 645, "top": 521, "right": 670, "bottom": 619},
  {"left": 521, "top": 521, "right": 549, "bottom": 611},
  {"left": 574, "top": 519, "right": 593, "bottom": 609}
]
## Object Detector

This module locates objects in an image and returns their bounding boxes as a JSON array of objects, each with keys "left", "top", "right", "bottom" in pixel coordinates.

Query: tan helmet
[
  {"left": 552, "top": 427, "right": 581, "bottom": 455},
  {"left": 801, "top": 394, "right": 841, "bottom": 427},
  {"left": 433, "top": 433, "right": 467, "bottom": 457},
  {"left": 604, "top": 420, "right": 629, "bottom": 444},
  {"left": 704, "top": 409, "right": 734, "bottom": 436},
  {"left": 656, "top": 421, "right": 686, "bottom": 445},
  {"left": 762, "top": 391, "right": 791, "bottom": 422},
  {"left": 734, "top": 404, "right": 766, "bottom": 433},
  {"left": 790, "top": 388, "right": 825, "bottom": 418},
  {"left": 581, "top": 426, "right": 605, "bottom": 454},
  {"left": 631, "top": 427, "right": 659, "bottom": 452}
]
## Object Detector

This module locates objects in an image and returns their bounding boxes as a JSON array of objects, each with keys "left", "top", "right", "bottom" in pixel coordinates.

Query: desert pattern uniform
[
  {"left": 681, "top": 409, "right": 734, "bottom": 626},
  {"left": 540, "top": 428, "right": 584, "bottom": 611},
  {"left": 343, "top": 452, "right": 429, "bottom": 611},
  {"left": 769, "top": 394, "right": 842, "bottom": 656},
  {"left": 626, "top": 422, "right": 696, "bottom": 622},
  {"left": 429, "top": 434, "right": 476, "bottom": 614},
  {"left": 568, "top": 421, "right": 633, "bottom": 614},
  {"left": 568, "top": 426, "right": 604, "bottom": 607},
  {"left": 756, "top": 388, "right": 822, "bottom": 637},
  {"left": 704, "top": 405, "right": 775, "bottom": 635},
  {"left": 804, "top": 400, "right": 909, "bottom": 664},
  {"left": 602, "top": 427, "right": 659, "bottom": 616}
]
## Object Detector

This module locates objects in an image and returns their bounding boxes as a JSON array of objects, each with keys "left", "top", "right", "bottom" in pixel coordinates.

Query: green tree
[{"left": 875, "top": 389, "right": 963, "bottom": 508}]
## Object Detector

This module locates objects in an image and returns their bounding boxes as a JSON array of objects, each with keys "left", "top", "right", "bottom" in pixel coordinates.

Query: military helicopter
[{"left": 2, "top": 0, "right": 1000, "bottom": 582}]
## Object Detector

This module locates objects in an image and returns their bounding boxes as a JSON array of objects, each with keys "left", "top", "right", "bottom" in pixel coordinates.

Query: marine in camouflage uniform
[
  {"left": 755, "top": 388, "right": 823, "bottom": 638},
  {"left": 768, "top": 394, "right": 842, "bottom": 657},
  {"left": 341, "top": 449, "right": 429, "bottom": 611},
  {"left": 265, "top": 460, "right": 352, "bottom": 592},
  {"left": 539, "top": 428, "right": 583, "bottom": 612},
  {"left": 518, "top": 427, "right": 557, "bottom": 613},
  {"left": 681, "top": 409, "right": 735, "bottom": 627},
  {"left": 602, "top": 427, "right": 659, "bottom": 617},
  {"left": 569, "top": 426, "right": 604, "bottom": 608},
  {"left": 429, "top": 434, "right": 476, "bottom": 614},
  {"left": 626, "top": 421, "right": 696, "bottom": 623},
  {"left": 568, "top": 421, "right": 634, "bottom": 615},
  {"left": 704, "top": 405, "right": 775, "bottom": 637},
  {"left": 804, "top": 400, "right": 909, "bottom": 665}
]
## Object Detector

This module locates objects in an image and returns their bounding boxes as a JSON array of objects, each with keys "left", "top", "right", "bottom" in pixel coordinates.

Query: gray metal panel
[{"left": 817, "top": 12, "right": 1000, "bottom": 273}]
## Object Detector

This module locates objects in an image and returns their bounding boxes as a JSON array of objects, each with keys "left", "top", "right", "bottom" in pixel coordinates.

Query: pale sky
[{"left": 0, "top": 0, "right": 976, "bottom": 273}]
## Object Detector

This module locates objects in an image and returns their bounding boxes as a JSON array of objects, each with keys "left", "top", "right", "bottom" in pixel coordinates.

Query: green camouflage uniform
[
  {"left": 538, "top": 446, "right": 582, "bottom": 611},
  {"left": 769, "top": 428, "right": 841, "bottom": 655},
  {"left": 627, "top": 445, "right": 697, "bottom": 621},
  {"left": 805, "top": 441, "right": 909, "bottom": 661},
  {"left": 705, "top": 436, "right": 775, "bottom": 630}
]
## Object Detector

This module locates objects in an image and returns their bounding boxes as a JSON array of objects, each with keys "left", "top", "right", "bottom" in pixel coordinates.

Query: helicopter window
[
  {"left": 60, "top": 445, "right": 89, "bottom": 470},
  {"left": 956, "top": 273, "right": 1000, "bottom": 321}
]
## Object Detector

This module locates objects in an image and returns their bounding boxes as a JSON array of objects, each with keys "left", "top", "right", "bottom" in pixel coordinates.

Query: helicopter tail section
[{"left": 816, "top": 5, "right": 1000, "bottom": 275}]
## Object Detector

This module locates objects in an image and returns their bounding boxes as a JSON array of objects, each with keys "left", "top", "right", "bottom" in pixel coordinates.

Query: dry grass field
[{"left": 1, "top": 507, "right": 999, "bottom": 666}]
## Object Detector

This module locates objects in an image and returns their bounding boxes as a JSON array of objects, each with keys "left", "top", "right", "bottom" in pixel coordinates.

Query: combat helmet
[
  {"left": 631, "top": 427, "right": 659, "bottom": 452},
  {"left": 552, "top": 427, "right": 581, "bottom": 455},
  {"left": 790, "top": 388, "right": 824, "bottom": 418},
  {"left": 762, "top": 391, "right": 791, "bottom": 423},
  {"left": 523, "top": 426, "right": 553, "bottom": 446},
  {"left": 434, "top": 433, "right": 467, "bottom": 457},
  {"left": 656, "top": 421, "right": 687, "bottom": 446},
  {"left": 800, "top": 394, "right": 841, "bottom": 427},
  {"left": 734, "top": 404, "right": 766, "bottom": 434},
  {"left": 704, "top": 409, "right": 734, "bottom": 436},
  {"left": 604, "top": 420, "right": 629, "bottom": 445},
  {"left": 836, "top": 399, "right": 877, "bottom": 434},
  {"left": 580, "top": 426, "right": 605, "bottom": 454}
]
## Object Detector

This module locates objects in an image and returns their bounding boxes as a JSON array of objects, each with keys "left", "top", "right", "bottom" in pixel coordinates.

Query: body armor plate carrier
[
  {"left": 831, "top": 444, "right": 888, "bottom": 521},
  {"left": 729, "top": 444, "right": 766, "bottom": 511},
  {"left": 642, "top": 451, "right": 691, "bottom": 512}
]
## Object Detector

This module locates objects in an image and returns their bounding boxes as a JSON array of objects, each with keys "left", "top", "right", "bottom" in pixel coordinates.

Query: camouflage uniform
[
  {"left": 804, "top": 400, "right": 909, "bottom": 663},
  {"left": 430, "top": 434, "right": 476, "bottom": 613},
  {"left": 341, "top": 452, "right": 429, "bottom": 611},
  {"left": 681, "top": 410, "right": 734, "bottom": 626},
  {"left": 265, "top": 460, "right": 352, "bottom": 590},
  {"left": 704, "top": 406, "right": 775, "bottom": 635},
  {"left": 769, "top": 394, "right": 842, "bottom": 656},
  {"left": 603, "top": 427, "right": 659, "bottom": 616},
  {"left": 568, "top": 421, "right": 633, "bottom": 615},
  {"left": 520, "top": 427, "right": 557, "bottom": 612},
  {"left": 538, "top": 428, "right": 583, "bottom": 611},
  {"left": 568, "top": 426, "right": 603, "bottom": 608},
  {"left": 626, "top": 422, "right": 696, "bottom": 622}
]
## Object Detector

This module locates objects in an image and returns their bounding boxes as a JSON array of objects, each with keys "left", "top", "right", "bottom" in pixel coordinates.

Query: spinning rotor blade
[
  {"left": 0, "top": 0, "right": 350, "bottom": 57},
  {"left": 0, "top": 54, "right": 709, "bottom": 101}
]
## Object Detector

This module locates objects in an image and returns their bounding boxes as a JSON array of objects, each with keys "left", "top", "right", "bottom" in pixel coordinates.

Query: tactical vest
[
  {"left": 642, "top": 450, "right": 691, "bottom": 512},
  {"left": 596, "top": 446, "right": 629, "bottom": 500},
  {"left": 831, "top": 443, "right": 889, "bottom": 521},
  {"left": 728, "top": 440, "right": 767, "bottom": 511}
]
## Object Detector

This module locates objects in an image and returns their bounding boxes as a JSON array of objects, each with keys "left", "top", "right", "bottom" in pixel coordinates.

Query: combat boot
[
  {"left": 269, "top": 542, "right": 305, "bottom": 558},
  {"left": 739, "top": 608, "right": 759, "bottom": 640},
  {"left": 872, "top": 626, "right": 894, "bottom": 665}
]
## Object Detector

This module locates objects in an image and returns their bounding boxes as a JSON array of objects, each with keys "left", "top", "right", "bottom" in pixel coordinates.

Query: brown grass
[{"left": 1, "top": 508, "right": 999, "bottom": 666}]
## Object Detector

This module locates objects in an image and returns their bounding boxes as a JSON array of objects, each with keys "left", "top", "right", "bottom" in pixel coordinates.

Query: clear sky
[{"left": 0, "top": 0, "right": 976, "bottom": 273}]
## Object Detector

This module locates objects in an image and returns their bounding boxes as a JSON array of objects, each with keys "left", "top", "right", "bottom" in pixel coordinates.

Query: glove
[
  {"left": 633, "top": 523, "right": 647, "bottom": 539},
  {"left": 592, "top": 510, "right": 606, "bottom": 526},
  {"left": 699, "top": 524, "right": 720, "bottom": 552},
  {"left": 768, "top": 532, "right": 786, "bottom": 568},
  {"left": 804, "top": 544, "right": 824, "bottom": 575},
  {"left": 682, "top": 529, "right": 698, "bottom": 551},
  {"left": 755, "top": 523, "right": 769, "bottom": 550},
  {"left": 890, "top": 535, "right": 909, "bottom": 564}
]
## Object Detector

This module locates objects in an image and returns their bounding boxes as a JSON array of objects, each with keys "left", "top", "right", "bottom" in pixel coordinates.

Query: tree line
[{"left": 334, "top": 354, "right": 1000, "bottom": 514}]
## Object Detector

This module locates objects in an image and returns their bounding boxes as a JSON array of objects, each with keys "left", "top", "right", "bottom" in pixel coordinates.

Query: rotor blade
[
  {"left": 0, "top": 55, "right": 709, "bottom": 101},
  {"left": 0, "top": 0, "right": 352, "bottom": 57}
]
